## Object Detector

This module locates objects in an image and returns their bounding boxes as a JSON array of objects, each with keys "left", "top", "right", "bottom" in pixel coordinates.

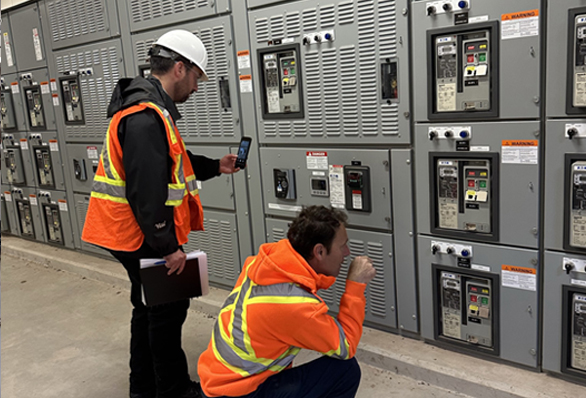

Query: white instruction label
[
  {"left": 33, "top": 28, "right": 43, "bottom": 61},
  {"left": 572, "top": 279, "right": 586, "bottom": 287},
  {"left": 501, "top": 10, "right": 539, "bottom": 40},
  {"left": 58, "top": 200, "right": 68, "bottom": 212},
  {"left": 329, "top": 165, "right": 346, "bottom": 209},
  {"left": 306, "top": 151, "right": 328, "bottom": 170},
  {"left": 575, "top": 73, "right": 586, "bottom": 107},
  {"left": 501, "top": 140, "right": 538, "bottom": 164},
  {"left": 268, "top": 203, "right": 302, "bottom": 212},
  {"left": 87, "top": 146, "right": 99, "bottom": 159},
  {"left": 4, "top": 193, "right": 12, "bottom": 202},
  {"left": 49, "top": 140, "right": 59, "bottom": 152},
  {"left": 267, "top": 90, "right": 280, "bottom": 112},
  {"left": 3, "top": 32, "right": 14, "bottom": 67},
  {"left": 437, "top": 83, "right": 456, "bottom": 112},
  {"left": 11, "top": 83, "right": 20, "bottom": 94},
  {"left": 50, "top": 79, "right": 58, "bottom": 92},
  {"left": 29, "top": 196, "right": 38, "bottom": 206},
  {"left": 501, "top": 265, "right": 537, "bottom": 291},
  {"left": 472, "top": 264, "right": 491, "bottom": 272},
  {"left": 239, "top": 75, "right": 252, "bottom": 93},
  {"left": 237, "top": 50, "right": 251, "bottom": 70},
  {"left": 41, "top": 82, "right": 50, "bottom": 95},
  {"left": 52, "top": 94, "right": 60, "bottom": 107},
  {"left": 20, "top": 139, "right": 29, "bottom": 150}
]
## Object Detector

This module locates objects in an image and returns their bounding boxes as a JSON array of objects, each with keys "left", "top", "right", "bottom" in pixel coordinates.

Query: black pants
[
  {"left": 203, "top": 356, "right": 361, "bottom": 398},
  {"left": 111, "top": 244, "right": 191, "bottom": 398}
]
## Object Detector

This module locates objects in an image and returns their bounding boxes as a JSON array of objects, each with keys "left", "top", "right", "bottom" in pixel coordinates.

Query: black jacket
[{"left": 106, "top": 76, "right": 220, "bottom": 256}]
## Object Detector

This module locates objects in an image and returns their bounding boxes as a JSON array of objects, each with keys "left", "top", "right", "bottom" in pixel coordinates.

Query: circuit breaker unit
[
  {"left": 24, "top": 85, "right": 46, "bottom": 130},
  {"left": 429, "top": 22, "right": 498, "bottom": 119},
  {"left": 436, "top": 269, "right": 498, "bottom": 353},
  {"left": 259, "top": 44, "right": 303, "bottom": 119},
  {"left": 60, "top": 76, "right": 85, "bottom": 124},
  {"left": 40, "top": 198, "right": 63, "bottom": 244},
  {"left": 344, "top": 163, "right": 372, "bottom": 213},
  {"left": 432, "top": 154, "right": 498, "bottom": 241},
  {"left": 3, "top": 135, "right": 26, "bottom": 185},
  {"left": 1, "top": 83, "right": 18, "bottom": 131},
  {"left": 569, "top": 10, "right": 586, "bottom": 113},
  {"left": 30, "top": 135, "right": 55, "bottom": 189},
  {"left": 14, "top": 194, "right": 35, "bottom": 239},
  {"left": 570, "top": 293, "right": 586, "bottom": 372}
]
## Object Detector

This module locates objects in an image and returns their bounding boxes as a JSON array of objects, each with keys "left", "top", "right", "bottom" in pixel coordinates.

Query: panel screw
[
  {"left": 391, "top": 306, "right": 395, "bottom": 311},
  {"left": 530, "top": 349, "right": 536, "bottom": 356},
  {"left": 531, "top": 258, "right": 538, "bottom": 265},
  {"left": 412, "top": 315, "right": 417, "bottom": 320},
  {"left": 531, "top": 227, "right": 538, "bottom": 235},
  {"left": 404, "top": 112, "right": 410, "bottom": 118},
  {"left": 533, "top": 96, "right": 540, "bottom": 104},
  {"left": 402, "top": 8, "right": 408, "bottom": 16}
]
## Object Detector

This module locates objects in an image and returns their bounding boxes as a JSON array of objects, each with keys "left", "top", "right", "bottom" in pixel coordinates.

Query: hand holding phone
[{"left": 235, "top": 136, "right": 252, "bottom": 169}]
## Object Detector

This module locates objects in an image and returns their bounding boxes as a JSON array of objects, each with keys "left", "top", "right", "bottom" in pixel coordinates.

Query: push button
[
  {"left": 468, "top": 180, "right": 475, "bottom": 188},
  {"left": 470, "top": 295, "right": 477, "bottom": 302},
  {"left": 481, "top": 297, "right": 489, "bottom": 305},
  {"left": 479, "top": 53, "right": 487, "bottom": 63},
  {"left": 479, "top": 180, "right": 487, "bottom": 188},
  {"left": 467, "top": 55, "right": 475, "bottom": 64}
]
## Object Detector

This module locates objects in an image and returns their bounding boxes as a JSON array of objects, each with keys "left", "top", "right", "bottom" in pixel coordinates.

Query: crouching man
[{"left": 198, "top": 205, "right": 376, "bottom": 398}]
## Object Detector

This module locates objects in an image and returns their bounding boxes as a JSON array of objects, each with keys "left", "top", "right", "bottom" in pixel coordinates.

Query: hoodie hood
[
  {"left": 246, "top": 239, "right": 336, "bottom": 293},
  {"left": 107, "top": 76, "right": 168, "bottom": 118}
]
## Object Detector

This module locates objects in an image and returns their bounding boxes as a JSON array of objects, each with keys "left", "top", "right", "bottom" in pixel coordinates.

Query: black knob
[
  {"left": 446, "top": 247, "right": 455, "bottom": 254},
  {"left": 432, "top": 245, "right": 440, "bottom": 255},
  {"left": 568, "top": 128, "right": 578, "bottom": 139},
  {"left": 314, "top": 35, "right": 322, "bottom": 42},
  {"left": 427, "top": 5, "right": 436, "bottom": 15},
  {"left": 565, "top": 262, "right": 575, "bottom": 275},
  {"left": 429, "top": 131, "right": 438, "bottom": 140},
  {"left": 443, "top": 3, "right": 452, "bottom": 11},
  {"left": 444, "top": 130, "right": 453, "bottom": 138},
  {"left": 303, "top": 37, "right": 310, "bottom": 45}
]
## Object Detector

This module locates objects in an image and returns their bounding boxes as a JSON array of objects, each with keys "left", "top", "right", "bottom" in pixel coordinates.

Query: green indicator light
[
  {"left": 479, "top": 180, "right": 487, "bottom": 188},
  {"left": 481, "top": 297, "right": 489, "bottom": 305},
  {"left": 291, "top": 67, "right": 296, "bottom": 75},
  {"left": 479, "top": 53, "right": 487, "bottom": 62}
]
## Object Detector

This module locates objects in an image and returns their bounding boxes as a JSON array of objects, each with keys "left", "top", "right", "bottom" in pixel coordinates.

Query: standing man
[
  {"left": 82, "top": 30, "right": 239, "bottom": 398},
  {"left": 197, "top": 206, "right": 377, "bottom": 398}
]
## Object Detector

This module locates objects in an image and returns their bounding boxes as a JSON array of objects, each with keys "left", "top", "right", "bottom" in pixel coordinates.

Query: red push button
[
  {"left": 470, "top": 295, "right": 478, "bottom": 302},
  {"left": 284, "top": 69, "right": 289, "bottom": 75},
  {"left": 467, "top": 55, "right": 474, "bottom": 63},
  {"left": 468, "top": 180, "right": 475, "bottom": 187}
]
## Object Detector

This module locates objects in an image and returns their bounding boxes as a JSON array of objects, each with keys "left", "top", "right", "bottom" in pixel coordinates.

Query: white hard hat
[{"left": 153, "top": 29, "right": 209, "bottom": 82}]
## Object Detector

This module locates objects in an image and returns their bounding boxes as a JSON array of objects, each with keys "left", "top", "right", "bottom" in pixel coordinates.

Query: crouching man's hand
[{"left": 347, "top": 256, "right": 376, "bottom": 284}]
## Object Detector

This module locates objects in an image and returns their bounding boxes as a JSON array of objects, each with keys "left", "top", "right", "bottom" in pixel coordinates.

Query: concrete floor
[{"left": 1, "top": 251, "right": 472, "bottom": 398}]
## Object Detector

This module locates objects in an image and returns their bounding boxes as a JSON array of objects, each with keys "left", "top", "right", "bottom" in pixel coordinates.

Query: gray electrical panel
[
  {"left": 542, "top": 251, "right": 586, "bottom": 380},
  {"left": 2, "top": 184, "right": 20, "bottom": 236},
  {"left": 130, "top": 17, "right": 241, "bottom": 144},
  {"left": 419, "top": 235, "right": 539, "bottom": 368},
  {"left": 2, "top": 74, "right": 27, "bottom": 132},
  {"left": 51, "top": 39, "right": 125, "bottom": 142},
  {"left": 19, "top": 68, "right": 57, "bottom": 132},
  {"left": 266, "top": 218, "right": 397, "bottom": 331},
  {"left": 411, "top": 0, "right": 541, "bottom": 122},
  {"left": 10, "top": 186, "right": 45, "bottom": 243},
  {"left": 123, "top": 0, "right": 220, "bottom": 33},
  {"left": 2, "top": 12, "right": 18, "bottom": 74},
  {"left": 28, "top": 132, "right": 66, "bottom": 191},
  {"left": 184, "top": 210, "right": 241, "bottom": 289},
  {"left": 65, "top": 143, "right": 102, "bottom": 194},
  {"left": 260, "top": 147, "right": 392, "bottom": 231},
  {"left": 8, "top": 3, "right": 48, "bottom": 71},
  {"left": 415, "top": 121, "right": 540, "bottom": 249},
  {"left": 1, "top": 191, "right": 10, "bottom": 234},
  {"left": 2, "top": 132, "right": 36, "bottom": 187},
  {"left": 40, "top": 0, "right": 121, "bottom": 50},
  {"left": 249, "top": 0, "right": 410, "bottom": 144},
  {"left": 37, "top": 190, "right": 75, "bottom": 248}
]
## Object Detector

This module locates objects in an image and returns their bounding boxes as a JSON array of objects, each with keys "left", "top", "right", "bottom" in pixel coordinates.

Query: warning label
[
  {"left": 502, "top": 140, "right": 538, "bottom": 164},
  {"left": 502, "top": 265, "right": 537, "bottom": 291},
  {"left": 502, "top": 9, "right": 539, "bottom": 40}
]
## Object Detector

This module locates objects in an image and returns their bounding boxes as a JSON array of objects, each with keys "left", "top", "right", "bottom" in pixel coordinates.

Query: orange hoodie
[{"left": 197, "top": 239, "right": 366, "bottom": 397}]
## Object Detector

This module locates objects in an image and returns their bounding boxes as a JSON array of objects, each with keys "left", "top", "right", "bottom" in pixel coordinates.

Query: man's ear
[{"left": 312, "top": 243, "right": 325, "bottom": 260}]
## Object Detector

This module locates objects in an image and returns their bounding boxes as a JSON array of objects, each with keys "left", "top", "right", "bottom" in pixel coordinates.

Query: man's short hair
[
  {"left": 149, "top": 55, "right": 175, "bottom": 75},
  {"left": 287, "top": 206, "right": 348, "bottom": 261}
]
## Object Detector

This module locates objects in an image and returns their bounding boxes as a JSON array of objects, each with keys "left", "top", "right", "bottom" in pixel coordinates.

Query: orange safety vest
[{"left": 82, "top": 102, "right": 204, "bottom": 252}]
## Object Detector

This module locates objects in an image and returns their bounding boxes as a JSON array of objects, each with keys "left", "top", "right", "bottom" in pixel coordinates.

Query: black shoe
[
  {"left": 178, "top": 380, "right": 203, "bottom": 398},
  {"left": 130, "top": 391, "right": 156, "bottom": 398}
]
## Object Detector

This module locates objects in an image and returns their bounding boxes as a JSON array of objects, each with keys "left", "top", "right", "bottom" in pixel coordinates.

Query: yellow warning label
[
  {"left": 502, "top": 9, "right": 539, "bottom": 21},
  {"left": 502, "top": 140, "right": 538, "bottom": 147},
  {"left": 502, "top": 265, "right": 536, "bottom": 275}
]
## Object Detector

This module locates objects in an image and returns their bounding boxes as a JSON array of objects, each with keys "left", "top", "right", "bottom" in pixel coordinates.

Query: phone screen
[{"left": 235, "top": 137, "right": 252, "bottom": 168}]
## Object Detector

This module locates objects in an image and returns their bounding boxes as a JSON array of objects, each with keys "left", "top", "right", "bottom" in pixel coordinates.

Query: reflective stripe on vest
[
  {"left": 91, "top": 102, "right": 198, "bottom": 206},
  {"left": 211, "top": 260, "right": 352, "bottom": 377}
]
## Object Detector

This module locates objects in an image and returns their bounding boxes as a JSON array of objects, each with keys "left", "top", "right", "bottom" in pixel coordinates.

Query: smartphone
[{"left": 235, "top": 136, "right": 252, "bottom": 169}]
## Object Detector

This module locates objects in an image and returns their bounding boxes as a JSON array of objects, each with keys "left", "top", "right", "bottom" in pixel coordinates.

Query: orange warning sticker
[
  {"left": 237, "top": 50, "right": 250, "bottom": 57},
  {"left": 239, "top": 75, "right": 252, "bottom": 81},
  {"left": 502, "top": 9, "right": 539, "bottom": 21},
  {"left": 502, "top": 265, "right": 536, "bottom": 275},
  {"left": 502, "top": 140, "right": 538, "bottom": 147}
]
